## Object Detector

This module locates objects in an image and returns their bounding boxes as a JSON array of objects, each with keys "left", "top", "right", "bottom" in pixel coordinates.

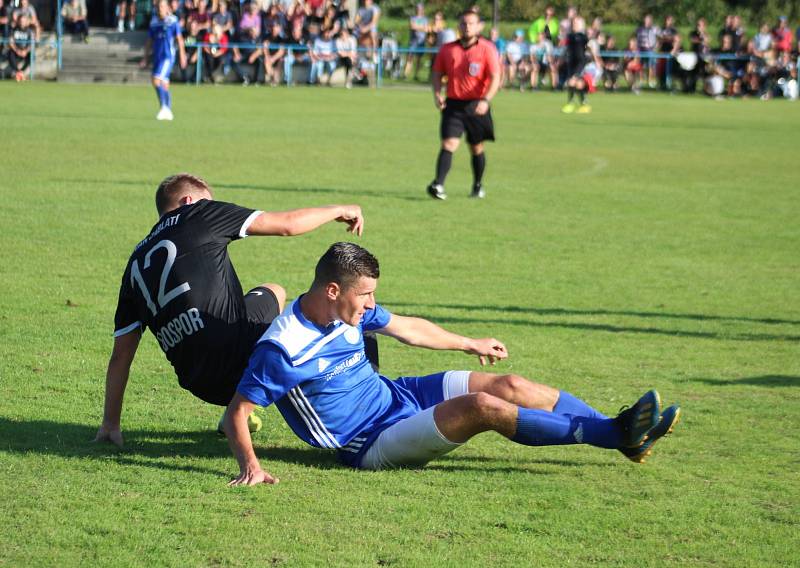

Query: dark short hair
[
  {"left": 312, "top": 242, "right": 380, "bottom": 291},
  {"left": 155, "top": 173, "right": 212, "bottom": 215}
]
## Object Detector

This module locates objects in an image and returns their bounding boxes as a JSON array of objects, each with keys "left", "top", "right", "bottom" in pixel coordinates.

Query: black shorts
[
  {"left": 440, "top": 98, "right": 495, "bottom": 145},
  {"left": 187, "top": 286, "right": 280, "bottom": 406}
]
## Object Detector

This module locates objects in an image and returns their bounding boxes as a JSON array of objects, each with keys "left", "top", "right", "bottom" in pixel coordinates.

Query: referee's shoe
[
  {"left": 469, "top": 182, "right": 485, "bottom": 199},
  {"left": 427, "top": 182, "right": 447, "bottom": 200}
]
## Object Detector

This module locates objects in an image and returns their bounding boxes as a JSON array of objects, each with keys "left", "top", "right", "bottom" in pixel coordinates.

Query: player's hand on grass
[
  {"left": 229, "top": 467, "right": 279, "bottom": 487},
  {"left": 466, "top": 338, "right": 508, "bottom": 366},
  {"left": 94, "top": 423, "right": 124, "bottom": 448},
  {"left": 336, "top": 205, "right": 364, "bottom": 236}
]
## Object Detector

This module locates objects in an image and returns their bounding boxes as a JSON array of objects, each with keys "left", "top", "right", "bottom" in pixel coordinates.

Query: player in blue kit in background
[
  {"left": 140, "top": 0, "right": 186, "bottom": 121},
  {"left": 224, "top": 242, "right": 681, "bottom": 485}
]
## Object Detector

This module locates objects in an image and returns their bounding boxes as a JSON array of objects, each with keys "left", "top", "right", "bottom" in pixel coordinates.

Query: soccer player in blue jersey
[
  {"left": 225, "top": 243, "right": 681, "bottom": 485},
  {"left": 140, "top": 0, "right": 186, "bottom": 121}
]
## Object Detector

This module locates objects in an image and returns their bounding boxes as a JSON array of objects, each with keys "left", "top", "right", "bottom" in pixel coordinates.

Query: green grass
[{"left": 0, "top": 82, "right": 798, "bottom": 567}]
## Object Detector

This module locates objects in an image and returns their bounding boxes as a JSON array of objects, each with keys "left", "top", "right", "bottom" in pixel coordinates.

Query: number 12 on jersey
[{"left": 130, "top": 239, "right": 191, "bottom": 316}]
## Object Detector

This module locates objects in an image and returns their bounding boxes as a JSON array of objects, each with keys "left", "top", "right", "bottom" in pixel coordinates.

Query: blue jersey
[
  {"left": 238, "top": 299, "right": 426, "bottom": 463},
  {"left": 149, "top": 14, "right": 181, "bottom": 63}
]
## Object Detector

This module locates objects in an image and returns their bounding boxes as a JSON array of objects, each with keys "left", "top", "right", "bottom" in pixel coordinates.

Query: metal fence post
[
  {"left": 56, "top": 0, "right": 63, "bottom": 70},
  {"left": 30, "top": 40, "right": 36, "bottom": 80},
  {"left": 376, "top": 44, "right": 382, "bottom": 89}
]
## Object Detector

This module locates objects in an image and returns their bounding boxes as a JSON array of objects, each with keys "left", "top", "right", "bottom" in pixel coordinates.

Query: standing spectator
[
  {"left": 718, "top": 14, "right": 734, "bottom": 49},
  {"left": 602, "top": 34, "right": 620, "bottom": 91},
  {"left": 354, "top": 0, "right": 380, "bottom": 57},
  {"left": 684, "top": 17, "right": 709, "bottom": 93},
  {"left": 504, "top": 30, "right": 529, "bottom": 91},
  {"left": 773, "top": 16, "right": 793, "bottom": 55},
  {"left": 404, "top": 3, "right": 427, "bottom": 80},
  {"left": 8, "top": 14, "right": 34, "bottom": 81},
  {"left": 62, "top": 0, "right": 89, "bottom": 42},
  {"left": 231, "top": 25, "right": 265, "bottom": 85},
  {"left": 527, "top": 5, "right": 557, "bottom": 90},
  {"left": 489, "top": 27, "right": 506, "bottom": 86},
  {"left": 335, "top": 26, "right": 357, "bottom": 88},
  {"left": 202, "top": 24, "right": 229, "bottom": 82},
  {"left": 115, "top": 0, "right": 136, "bottom": 32},
  {"left": 264, "top": 20, "right": 287, "bottom": 86},
  {"left": 180, "top": 19, "right": 202, "bottom": 82},
  {"left": 0, "top": 0, "right": 9, "bottom": 62},
  {"left": 636, "top": 14, "right": 657, "bottom": 88},
  {"left": 284, "top": 20, "right": 309, "bottom": 86},
  {"left": 427, "top": 9, "right": 500, "bottom": 201},
  {"left": 309, "top": 26, "right": 336, "bottom": 85},
  {"left": 730, "top": 15, "right": 745, "bottom": 53},
  {"left": 211, "top": 0, "right": 234, "bottom": 38},
  {"left": 657, "top": 15, "right": 680, "bottom": 91}
]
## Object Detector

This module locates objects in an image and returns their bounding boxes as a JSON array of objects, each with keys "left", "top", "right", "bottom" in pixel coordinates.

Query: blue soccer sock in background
[
  {"left": 511, "top": 407, "right": 621, "bottom": 449},
  {"left": 155, "top": 84, "right": 167, "bottom": 107},
  {"left": 553, "top": 391, "right": 608, "bottom": 420},
  {"left": 164, "top": 88, "right": 171, "bottom": 109}
]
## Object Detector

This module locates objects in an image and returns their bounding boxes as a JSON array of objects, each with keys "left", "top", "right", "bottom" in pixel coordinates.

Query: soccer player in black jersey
[
  {"left": 96, "top": 173, "right": 367, "bottom": 447},
  {"left": 561, "top": 17, "right": 596, "bottom": 114}
]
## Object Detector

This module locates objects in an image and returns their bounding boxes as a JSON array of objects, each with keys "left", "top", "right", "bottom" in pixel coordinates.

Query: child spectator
[
  {"left": 602, "top": 34, "right": 621, "bottom": 91},
  {"left": 201, "top": 24, "right": 229, "bottom": 82},
  {"left": 623, "top": 35, "right": 642, "bottom": 94}
]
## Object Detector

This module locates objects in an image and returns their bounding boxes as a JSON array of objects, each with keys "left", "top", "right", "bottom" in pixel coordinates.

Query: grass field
[{"left": 1, "top": 82, "right": 798, "bottom": 567}]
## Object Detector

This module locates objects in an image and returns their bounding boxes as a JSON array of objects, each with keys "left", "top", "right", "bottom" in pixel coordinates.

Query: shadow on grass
[
  {"left": 428, "top": 453, "right": 615, "bottom": 474},
  {"left": 0, "top": 418, "right": 340, "bottom": 477},
  {"left": 55, "top": 179, "right": 423, "bottom": 202},
  {"left": 383, "top": 301, "right": 800, "bottom": 343},
  {"left": 689, "top": 375, "right": 800, "bottom": 388}
]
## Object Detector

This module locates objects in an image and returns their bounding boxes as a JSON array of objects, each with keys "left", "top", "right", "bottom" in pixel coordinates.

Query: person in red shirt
[{"left": 427, "top": 9, "right": 501, "bottom": 200}]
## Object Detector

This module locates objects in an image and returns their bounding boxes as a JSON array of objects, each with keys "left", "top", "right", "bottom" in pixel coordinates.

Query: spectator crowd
[{"left": 1, "top": 0, "right": 798, "bottom": 98}]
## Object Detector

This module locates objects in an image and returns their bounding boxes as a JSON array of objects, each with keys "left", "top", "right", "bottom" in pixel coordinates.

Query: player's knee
[
  {"left": 468, "top": 392, "right": 510, "bottom": 423},
  {"left": 496, "top": 374, "right": 528, "bottom": 400},
  {"left": 262, "top": 283, "right": 286, "bottom": 310},
  {"left": 442, "top": 139, "right": 459, "bottom": 152}
]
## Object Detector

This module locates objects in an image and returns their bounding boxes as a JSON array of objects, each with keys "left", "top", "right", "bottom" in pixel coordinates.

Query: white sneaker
[
  {"left": 155, "top": 107, "right": 173, "bottom": 121},
  {"left": 117, "top": 20, "right": 124, "bottom": 32}
]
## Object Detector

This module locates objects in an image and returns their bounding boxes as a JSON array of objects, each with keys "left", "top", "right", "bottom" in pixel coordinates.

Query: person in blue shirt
[
  {"left": 225, "top": 242, "right": 681, "bottom": 485},
  {"left": 140, "top": 0, "right": 186, "bottom": 121}
]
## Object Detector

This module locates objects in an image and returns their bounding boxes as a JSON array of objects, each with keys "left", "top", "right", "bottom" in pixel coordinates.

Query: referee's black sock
[
  {"left": 435, "top": 149, "right": 453, "bottom": 185},
  {"left": 579, "top": 88, "right": 586, "bottom": 105},
  {"left": 471, "top": 152, "right": 486, "bottom": 186},
  {"left": 568, "top": 85, "right": 575, "bottom": 102}
]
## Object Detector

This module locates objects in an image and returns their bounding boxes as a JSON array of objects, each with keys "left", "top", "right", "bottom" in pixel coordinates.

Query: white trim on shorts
[
  {"left": 359, "top": 370, "right": 471, "bottom": 470},
  {"left": 153, "top": 58, "right": 174, "bottom": 82}
]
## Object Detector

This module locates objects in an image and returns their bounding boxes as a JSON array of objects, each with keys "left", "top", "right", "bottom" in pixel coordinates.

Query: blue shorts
[
  {"left": 337, "top": 370, "right": 471, "bottom": 469},
  {"left": 153, "top": 57, "right": 175, "bottom": 82}
]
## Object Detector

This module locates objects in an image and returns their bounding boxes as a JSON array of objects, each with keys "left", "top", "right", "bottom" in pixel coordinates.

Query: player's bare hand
[
  {"left": 466, "top": 338, "right": 508, "bottom": 366},
  {"left": 228, "top": 468, "right": 279, "bottom": 487},
  {"left": 475, "top": 100, "right": 490, "bottom": 115},
  {"left": 138, "top": 57, "right": 147, "bottom": 69},
  {"left": 434, "top": 93, "right": 446, "bottom": 110},
  {"left": 179, "top": 54, "right": 188, "bottom": 69},
  {"left": 336, "top": 205, "right": 364, "bottom": 236},
  {"left": 94, "top": 423, "right": 124, "bottom": 448}
]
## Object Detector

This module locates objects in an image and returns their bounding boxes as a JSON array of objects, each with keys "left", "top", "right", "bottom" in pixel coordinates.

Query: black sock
[
  {"left": 568, "top": 85, "right": 575, "bottom": 102},
  {"left": 435, "top": 149, "right": 453, "bottom": 185},
  {"left": 471, "top": 152, "right": 486, "bottom": 186},
  {"left": 579, "top": 88, "right": 586, "bottom": 104}
]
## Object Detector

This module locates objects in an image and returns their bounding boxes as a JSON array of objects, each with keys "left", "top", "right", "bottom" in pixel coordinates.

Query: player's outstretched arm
[
  {"left": 246, "top": 205, "right": 364, "bottom": 237},
  {"left": 225, "top": 393, "right": 279, "bottom": 486},
  {"left": 95, "top": 329, "right": 142, "bottom": 448},
  {"left": 377, "top": 314, "right": 508, "bottom": 366}
]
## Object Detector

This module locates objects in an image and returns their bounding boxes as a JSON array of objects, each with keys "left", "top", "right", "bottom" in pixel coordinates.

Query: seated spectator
[
  {"left": 403, "top": 3, "right": 427, "bottom": 80},
  {"left": 683, "top": 17, "right": 710, "bottom": 93},
  {"left": 232, "top": 24, "right": 265, "bottom": 85},
  {"left": 263, "top": 20, "right": 287, "bottom": 86},
  {"left": 189, "top": 0, "right": 211, "bottom": 34},
  {"left": 211, "top": 0, "right": 234, "bottom": 38},
  {"left": 741, "top": 59, "right": 762, "bottom": 98},
  {"left": 602, "top": 34, "right": 621, "bottom": 91},
  {"left": 201, "top": 24, "right": 229, "bottom": 82},
  {"left": 753, "top": 23, "right": 773, "bottom": 58},
  {"left": 8, "top": 14, "right": 34, "bottom": 81},
  {"left": 772, "top": 16, "right": 793, "bottom": 55},
  {"left": 263, "top": 3, "right": 286, "bottom": 36},
  {"left": 11, "top": 0, "right": 39, "bottom": 41},
  {"left": 489, "top": 27, "right": 506, "bottom": 86},
  {"left": 61, "top": 0, "right": 89, "bottom": 42},
  {"left": 180, "top": 19, "right": 202, "bottom": 82},
  {"left": 623, "top": 35, "right": 642, "bottom": 94},
  {"left": 0, "top": 0, "right": 9, "bottom": 61},
  {"left": 505, "top": 29, "right": 529, "bottom": 91},
  {"left": 716, "top": 33, "right": 743, "bottom": 96},
  {"left": 175, "top": 0, "right": 194, "bottom": 28},
  {"left": 309, "top": 26, "right": 336, "bottom": 85},
  {"left": 238, "top": 1, "right": 261, "bottom": 38},
  {"left": 284, "top": 20, "right": 309, "bottom": 85},
  {"left": 335, "top": 26, "right": 357, "bottom": 88}
]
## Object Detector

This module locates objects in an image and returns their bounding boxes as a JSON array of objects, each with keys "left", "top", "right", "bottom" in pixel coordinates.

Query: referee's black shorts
[{"left": 440, "top": 98, "right": 495, "bottom": 145}]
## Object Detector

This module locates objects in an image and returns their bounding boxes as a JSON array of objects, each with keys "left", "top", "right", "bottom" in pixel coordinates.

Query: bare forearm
[
  {"left": 247, "top": 205, "right": 348, "bottom": 236},
  {"left": 385, "top": 316, "right": 470, "bottom": 352},
  {"left": 225, "top": 399, "right": 260, "bottom": 472},
  {"left": 484, "top": 72, "right": 501, "bottom": 101}
]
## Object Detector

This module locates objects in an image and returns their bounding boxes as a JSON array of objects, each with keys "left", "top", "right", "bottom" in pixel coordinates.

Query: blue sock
[
  {"left": 155, "top": 85, "right": 167, "bottom": 107},
  {"left": 164, "top": 88, "right": 171, "bottom": 109},
  {"left": 553, "top": 391, "right": 608, "bottom": 420},
  {"left": 512, "top": 407, "right": 621, "bottom": 449}
]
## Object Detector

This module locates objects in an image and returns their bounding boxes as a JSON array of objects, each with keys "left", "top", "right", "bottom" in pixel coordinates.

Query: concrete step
[
  {"left": 63, "top": 30, "right": 148, "bottom": 48},
  {"left": 57, "top": 68, "right": 151, "bottom": 83}
]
